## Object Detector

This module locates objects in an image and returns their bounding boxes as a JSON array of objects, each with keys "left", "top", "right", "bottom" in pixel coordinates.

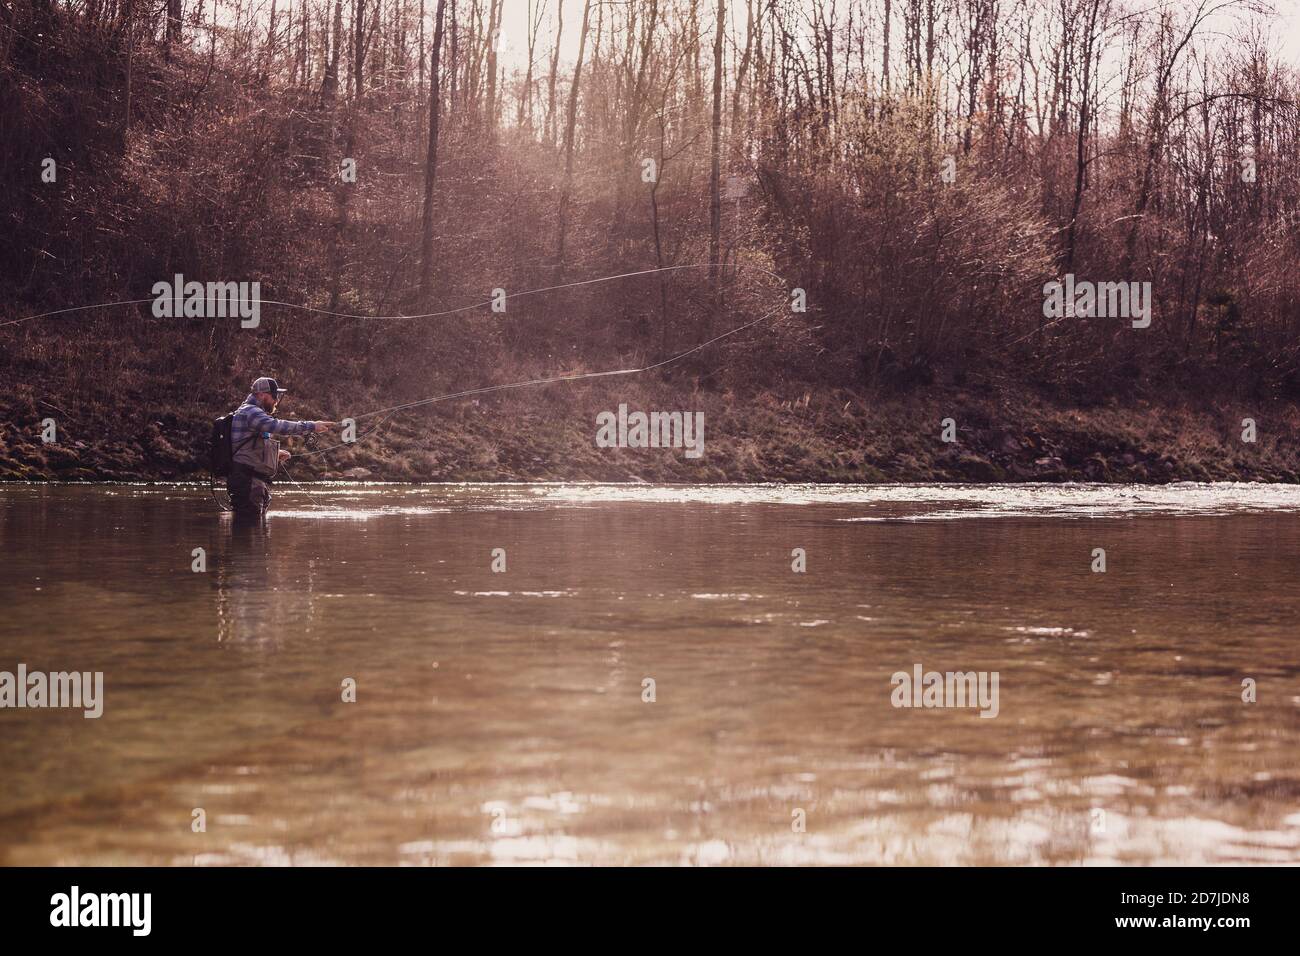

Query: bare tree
[
  {"left": 419, "top": 0, "right": 449, "bottom": 297},
  {"left": 554, "top": 0, "right": 592, "bottom": 275},
  {"left": 545, "top": 0, "right": 565, "bottom": 146},
  {"left": 706, "top": 0, "right": 725, "bottom": 338}
]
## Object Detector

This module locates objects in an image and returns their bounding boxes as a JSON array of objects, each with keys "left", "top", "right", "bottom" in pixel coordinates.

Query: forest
[{"left": 2, "top": 0, "right": 1299, "bottom": 482}]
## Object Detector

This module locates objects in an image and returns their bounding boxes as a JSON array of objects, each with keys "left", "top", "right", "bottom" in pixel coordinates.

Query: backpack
[
  {"left": 209, "top": 415, "right": 236, "bottom": 477},
  {"left": 209, "top": 414, "right": 258, "bottom": 477}
]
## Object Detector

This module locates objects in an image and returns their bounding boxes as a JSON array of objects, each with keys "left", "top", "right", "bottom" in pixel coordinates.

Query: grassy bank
[{"left": 2, "top": 380, "right": 1296, "bottom": 484}]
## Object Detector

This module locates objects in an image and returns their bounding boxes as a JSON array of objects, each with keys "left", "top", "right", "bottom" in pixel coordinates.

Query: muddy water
[{"left": 1, "top": 482, "right": 1298, "bottom": 865}]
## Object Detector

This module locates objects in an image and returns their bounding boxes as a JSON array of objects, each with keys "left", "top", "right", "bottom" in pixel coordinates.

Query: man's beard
[{"left": 259, "top": 397, "right": 277, "bottom": 413}]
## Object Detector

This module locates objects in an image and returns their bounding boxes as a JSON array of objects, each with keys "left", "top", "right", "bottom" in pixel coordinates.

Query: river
[{"left": 1, "top": 482, "right": 1298, "bottom": 864}]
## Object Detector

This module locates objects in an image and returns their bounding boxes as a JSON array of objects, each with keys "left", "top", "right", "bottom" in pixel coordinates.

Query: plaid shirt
[{"left": 230, "top": 394, "right": 316, "bottom": 455}]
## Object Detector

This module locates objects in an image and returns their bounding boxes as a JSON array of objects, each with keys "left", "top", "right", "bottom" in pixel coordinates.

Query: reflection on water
[{"left": 1, "top": 482, "right": 1299, "bottom": 865}]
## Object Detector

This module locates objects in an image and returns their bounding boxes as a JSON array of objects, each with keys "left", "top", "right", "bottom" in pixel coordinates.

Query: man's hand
[
  {"left": 278, "top": 449, "right": 292, "bottom": 463},
  {"left": 312, "top": 421, "right": 339, "bottom": 432}
]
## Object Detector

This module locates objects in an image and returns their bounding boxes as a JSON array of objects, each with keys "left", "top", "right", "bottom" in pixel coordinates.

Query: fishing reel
[{"left": 303, "top": 432, "right": 320, "bottom": 452}]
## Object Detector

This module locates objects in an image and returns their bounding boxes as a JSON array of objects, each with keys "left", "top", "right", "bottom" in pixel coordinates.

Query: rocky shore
[{"left": 2, "top": 385, "right": 1296, "bottom": 484}]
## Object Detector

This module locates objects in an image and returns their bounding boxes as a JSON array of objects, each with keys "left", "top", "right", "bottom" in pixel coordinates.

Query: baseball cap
[{"left": 251, "top": 377, "right": 287, "bottom": 397}]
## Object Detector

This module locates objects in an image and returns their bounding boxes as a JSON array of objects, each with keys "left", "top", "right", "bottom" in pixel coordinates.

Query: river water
[{"left": 1, "top": 482, "right": 1298, "bottom": 865}]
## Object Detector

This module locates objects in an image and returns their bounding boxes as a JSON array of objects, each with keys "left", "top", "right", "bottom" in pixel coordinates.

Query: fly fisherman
[{"left": 228, "top": 377, "right": 336, "bottom": 523}]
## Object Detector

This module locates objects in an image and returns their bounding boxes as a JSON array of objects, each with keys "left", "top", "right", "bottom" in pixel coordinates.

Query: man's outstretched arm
[{"left": 245, "top": 406, "right": 334, "bottom": 436}]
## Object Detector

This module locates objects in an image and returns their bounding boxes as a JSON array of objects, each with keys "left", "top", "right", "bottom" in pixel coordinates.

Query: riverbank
[{"left": 2, "top": 382, "right": 1296, "bottom": 484}]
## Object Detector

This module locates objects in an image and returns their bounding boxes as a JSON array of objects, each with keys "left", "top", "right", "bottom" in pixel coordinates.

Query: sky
[
  {"left": 207, "top": 0, "right": 1300, "bottom": 80},
  {"left": 491, "top": 0, "right": 1300, "bottom": 73}
]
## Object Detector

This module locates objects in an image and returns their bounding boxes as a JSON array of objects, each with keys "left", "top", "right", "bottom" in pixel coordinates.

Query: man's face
[{"left": 256, "top": 391, "right": 279, "bottom": 413}]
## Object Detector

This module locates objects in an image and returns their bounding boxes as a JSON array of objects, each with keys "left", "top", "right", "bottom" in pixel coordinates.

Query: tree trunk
[
  {"left": 353, "top": 0, "right": 366, "bottom": 100},
  {"left": 1065, "top": 0, "right": 1102, "bottom": 271},
  {"left": 264, "top": 0, "right": 278, "bottom": 81},
  {"left": 706, "top": 0, "right": 725, "bottom": 340},
  {"left": 165, "top": 0, "right": 182, "bottom": 58},
  {"left": 417, "top": 0, "right": 425, "bottom": 137},
  {"left": 730, "top": 0, "right": 753, "bottom": 161},
  {"left": 484, "top": 0, "right": 501, "bottom": 131},
  {"left": 546, "top": 0, "right": 564, "bottom": 147},
  {"left": 882, "top": 0, "right": 891, "bottom": 92},
  {"left": 554, "top": 0, "right": 591, "bottom": 276},
  {"left": 419, "top": 0, "right": 448, "bottom": 297},
  {"left": 123, "top": 0, "right": 134, "bottom": 136},
  {"left": 323, "top": 0, "right": 343, "bottom": 102}
]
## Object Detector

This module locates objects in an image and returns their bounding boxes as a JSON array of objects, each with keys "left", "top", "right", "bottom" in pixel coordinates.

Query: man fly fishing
[{"left": 223, "top": 377, "right": 336, "bottom": 523}]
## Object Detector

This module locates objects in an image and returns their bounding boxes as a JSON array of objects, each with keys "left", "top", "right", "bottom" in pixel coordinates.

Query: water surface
[{"left": 1, "top": 482, "right": 1298, "bottom": 865}]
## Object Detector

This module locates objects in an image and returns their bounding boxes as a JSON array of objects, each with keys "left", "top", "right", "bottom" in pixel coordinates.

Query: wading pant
[{"left": 227, "top": 464, "right": 272, "bottom": 524}]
